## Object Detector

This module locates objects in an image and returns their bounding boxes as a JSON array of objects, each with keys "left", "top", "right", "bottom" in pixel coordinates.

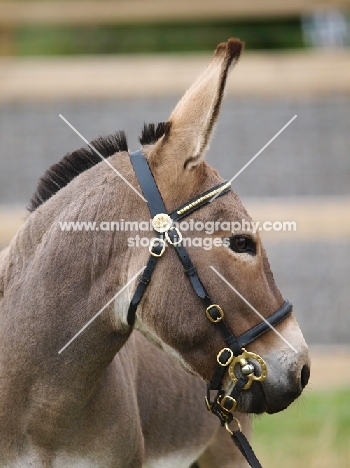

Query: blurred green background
[
  {"left": 14, "top": 19, "right": 304, "bottom": 55},
  {"left": 253, "top": 386, "right": 350, "bottom": 468},
  {"left": 1, "top": 0, "right": 349, "bottom": 56}
]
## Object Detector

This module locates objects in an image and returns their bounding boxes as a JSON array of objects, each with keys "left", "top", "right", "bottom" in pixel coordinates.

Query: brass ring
[
  {"left": 228, "top": 348, "right": 268, "bottom": 390},
  {"left": 217, "top": 348, "right": 234, "bottom": 367},
  {"left": 165, "top": 227, "right": 183, "bottom": 246},
  {"left": 204, "top": 396, "right": 212, "bottom": 413},
  {"left": 225, "top": 417, "right": 242, "bottom": 436}
]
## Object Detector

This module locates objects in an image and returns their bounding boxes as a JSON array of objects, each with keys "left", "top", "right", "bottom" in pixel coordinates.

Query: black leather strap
[
  {"left": 207, "top": 377, "right": 247, "bottom": 424},
  {"left": 229, "top": 377, "right": 247, "bottom": 401},
  {"left": 238, "top": 301, "right": 293, "bottom": 348},
  {"left": 168, "top": 229, "right": 243, "bottom": 361},
  {"left": 127, "top": 238, "right": 163, "bottom": 326},
  {"left": 172, "top": 240, "right": 207, "bottom": 299},
  {"left": 231, "top": 430, "right": 263, "bottom": 468},
  {"left": 127, "top": 150, "right": 169, "bottom": 326},
  {"left": 209, "top": 357, "right": 230, "bottom": 391},
  {"left": 129, "top": 150, "right": 167, "bottom": 216}
]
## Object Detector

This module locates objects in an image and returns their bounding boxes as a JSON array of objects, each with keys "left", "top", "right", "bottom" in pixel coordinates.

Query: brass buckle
[
  {"left": 228, "top": 348, "right": 268, "bottom": 390},
  {"left": 217, "top": 348, "right": 234, "bottom": 367},
  {"left": 149, "top": 238, "right": 166, "bottom": 257},
  {"left": 225, "top": 417, "right": 242, "bottom": 435},
  {"left": 219, "top": 395, "right": 237, "bottom": 413},
  {"left": 205, "top": 304, "right": 224, "bottom": 323},
  {"left": 165, "top": 227, "right": 182, "bottom": 246}
]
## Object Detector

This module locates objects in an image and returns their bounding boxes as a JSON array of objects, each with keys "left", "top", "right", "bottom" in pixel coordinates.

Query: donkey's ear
[{"left": 149, "top": 38, "right": 243, "bottom": 170}]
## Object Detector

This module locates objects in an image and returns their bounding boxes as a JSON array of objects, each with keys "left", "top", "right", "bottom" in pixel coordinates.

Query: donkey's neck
[{"left": 0, "top": 154, "right": 149, "bottom": 446}]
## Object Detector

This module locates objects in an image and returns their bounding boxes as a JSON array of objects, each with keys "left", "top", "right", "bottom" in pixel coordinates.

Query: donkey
[{"left": 0, "top": 39, "right": 310, "bottom": 467}]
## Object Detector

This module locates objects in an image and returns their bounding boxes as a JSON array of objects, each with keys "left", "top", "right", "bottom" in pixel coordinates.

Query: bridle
[{"left": 127, "top": 150, "right": 293, "bottom": 468}]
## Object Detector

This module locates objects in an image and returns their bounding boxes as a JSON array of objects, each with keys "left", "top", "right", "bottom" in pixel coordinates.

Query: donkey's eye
[
  {"left": 229, "top": 236, "right": 256, "bottom": 255},
  {"left": 232, "top": 237, "right": 246, "bottom": 250}
]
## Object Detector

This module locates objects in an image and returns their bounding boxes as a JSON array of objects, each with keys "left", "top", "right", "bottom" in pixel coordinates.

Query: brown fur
[{"left": 0, "top": 39, "right": 309, "bottom": 467}]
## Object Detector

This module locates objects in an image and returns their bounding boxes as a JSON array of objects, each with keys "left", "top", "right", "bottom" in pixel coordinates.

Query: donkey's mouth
[
  {"left": 237, "top": 382, "right": 296, "bottom": 414},
  {"left": 265, "top": 390, "right": 300, "bottom": 414},
  {"left": 224, "top": 380, "right": 267, "bottom": 414},
  {"left": 223, "top": 369, "right": 300, "bottom": 414},
  {"left": 236, "top": 362, "right": 309, "bottom": 414},
  {"left": 244, "top": 381, "right": 267, "bottom": 414},
  {"left": 262, "top": 382, "right": 301, "bottom": 414},
  {"left": 244, "top": 380, "right": 295, "bottom": 414}
]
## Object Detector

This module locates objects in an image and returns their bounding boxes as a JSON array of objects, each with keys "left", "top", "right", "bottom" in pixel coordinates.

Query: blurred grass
[
  {"left": 253, "top": 387, "right": 350, "bottom": 468},
  {"left": 14, "top": 19, "right": 304, "bottom": 55}
]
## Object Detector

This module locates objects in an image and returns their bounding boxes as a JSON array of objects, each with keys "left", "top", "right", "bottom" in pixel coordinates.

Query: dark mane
[
  {"left": 28, "top": 131, "right": 128, "bottom": 212},
  {"left": 139, "top": 122, "right": 171, "bottom": 145}
]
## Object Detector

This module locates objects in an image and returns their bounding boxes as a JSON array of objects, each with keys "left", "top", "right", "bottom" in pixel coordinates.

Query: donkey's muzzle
[{"left": 264, "top": 360, "right": 311, "bottom": 414}]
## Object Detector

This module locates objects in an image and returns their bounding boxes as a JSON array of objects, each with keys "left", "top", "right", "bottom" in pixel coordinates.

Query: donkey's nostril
[{"left": 300, "top": 364, "right": 310, "bottom": 389}]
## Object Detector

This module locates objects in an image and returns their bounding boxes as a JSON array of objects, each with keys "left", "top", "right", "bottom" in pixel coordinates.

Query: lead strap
[{"left": 230, "top": 430, "right": 263, "bottom": 468}]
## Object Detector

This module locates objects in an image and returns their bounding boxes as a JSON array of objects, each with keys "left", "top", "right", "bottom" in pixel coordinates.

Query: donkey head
[{"left": 130, "top": 39, "right": 310, "bottom": 414}]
